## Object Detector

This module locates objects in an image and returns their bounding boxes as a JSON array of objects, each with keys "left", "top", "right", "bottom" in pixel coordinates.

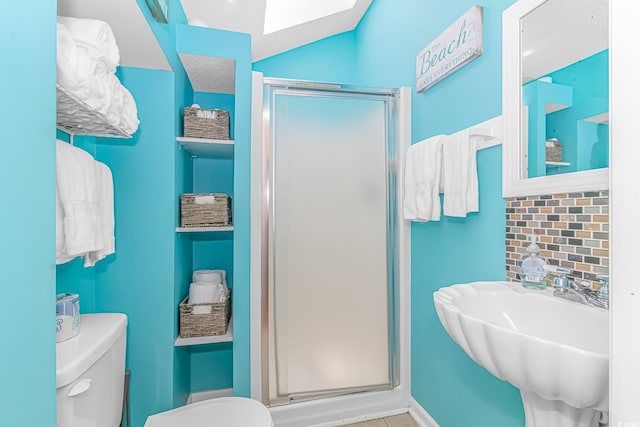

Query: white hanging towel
[
  {"left": 442, "top": 129, "right": 479, "bottom": 217},
  {"left": 56, "top": 141, "right": 116, "bottom": 266},
  {"left": 56, "top": 140, "right": 102, "bottom": 262},
  {"left": 83, "top": 161, "right": 115, "bottom": 267},
  {"left": 403, "top": 135, "right": 446, "bottom": 222}
]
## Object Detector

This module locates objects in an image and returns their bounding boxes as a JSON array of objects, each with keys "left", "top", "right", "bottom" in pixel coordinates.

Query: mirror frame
[{"left": 502, "top": 0, "right": 609, "bottom": 197}]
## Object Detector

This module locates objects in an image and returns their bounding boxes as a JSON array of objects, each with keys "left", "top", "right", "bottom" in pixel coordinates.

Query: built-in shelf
[
  {"left": 545, "top": 102, "right": 571, "bottom": 114},
  {"left": 582, "top": 112, "right": 609, "bottom": 125},
  {"left": 176, "top": 226, "right": 234, "bottom": 233},
  {"left": 546, "top": 161, "right": 571, "bottom": 167},
  {"left": 175, "top": 316, "right": 233, "bottom": 346},
  {"left": 176, "top": 137, "right": 234, "bottom": 159}
]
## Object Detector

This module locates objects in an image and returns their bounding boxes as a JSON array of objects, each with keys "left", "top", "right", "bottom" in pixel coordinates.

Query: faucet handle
[
  {"left": 596, "top": 274, "right": 609, "bottom": 300},
  {"left": 553, "top": 267, "right": 571, "bottom": 289}
]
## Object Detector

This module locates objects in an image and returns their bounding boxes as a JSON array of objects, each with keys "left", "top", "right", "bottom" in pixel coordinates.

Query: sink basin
[{"left": 434, "top": 281, "right": 608, "bottom": 427}]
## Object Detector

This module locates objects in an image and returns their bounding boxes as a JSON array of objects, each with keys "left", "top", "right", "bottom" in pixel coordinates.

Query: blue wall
[
  {"left": 175, "top": 24, "right": 253, "bottom": 398},
  {"left": 92, "top": 67, "right": 178, "bottom": 427},
  {"left": 524, "top": 50, "right": 608, "bottom": 177},
  {"left": 4, "top": 1, "right": 245, "bottom": 425},
  {"left": 55, "top": 67, "right": 182, "bottom": 427},
  {"left": 255, "top": 31, "right": 359, "bottom": 83},
  {"left": 3, "top": 1, "right": 523, "bottom": 425},
  {"left": 255, "top": 1, "right": 522, "bottom": 425},
  {"left": 0, "top": 1, "right": 57, "bottom": 425},
  {"left": 189, "top": 131, "right": 235, "bottom": 392},
  {"left": 523, "top": 80, "right": 573, "bottom": 177},
  {"left": 55, "top": 2, "right": 196, "bottom": 424},
  {"left": 545, "top": 50, "right": 609, "bottom": 174},
  {"left": 55, "top": 15, "right": 252, "bottom": 427}
]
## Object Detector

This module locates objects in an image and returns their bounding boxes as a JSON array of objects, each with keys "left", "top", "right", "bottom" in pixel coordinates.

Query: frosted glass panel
[{"left": 269, "top": 92, "right": 390, "bottom": 399}]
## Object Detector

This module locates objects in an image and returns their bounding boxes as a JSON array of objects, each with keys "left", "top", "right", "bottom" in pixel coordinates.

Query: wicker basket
[
  {"left": 179, "top": 296, "right": 231, "bottom": 338},
  {"left": 184, "top": 107, "right": 230, "bottom": 140},
  {"left": 181, "top": 193, "right": 232, "bottom": 227},
  {"left": 545, "top": 139, "right": 563, "bottom": 162}
]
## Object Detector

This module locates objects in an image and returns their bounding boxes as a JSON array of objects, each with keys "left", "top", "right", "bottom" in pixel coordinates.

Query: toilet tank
[{"left": 56, "top": 313, "right": 128, "bottom": 427}]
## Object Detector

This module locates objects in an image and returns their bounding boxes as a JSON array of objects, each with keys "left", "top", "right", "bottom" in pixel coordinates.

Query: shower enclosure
[{"left": 259, "top": 79, "right": 402, "bottom": 407}]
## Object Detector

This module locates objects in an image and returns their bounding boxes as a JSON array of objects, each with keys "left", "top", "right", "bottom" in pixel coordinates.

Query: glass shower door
[{"left": 264, "top": 82, "right": 398, "bottom": 405}]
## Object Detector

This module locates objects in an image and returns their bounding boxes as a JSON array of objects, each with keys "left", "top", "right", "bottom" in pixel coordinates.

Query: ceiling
[
  {"left": 179, "top": 53, "right": 236, "bottom": 93},
  {"left": 57, "top": 0, "right": 607, "bottom": 80},
  {"left": 57, "top": 0, "right": 371, "bottom": 71},
  {"left": 179, "top": 0, "right": 373, "bottom": 62},
  {"left": 58, "top": 0, "right": 171, "bottom": 71}
]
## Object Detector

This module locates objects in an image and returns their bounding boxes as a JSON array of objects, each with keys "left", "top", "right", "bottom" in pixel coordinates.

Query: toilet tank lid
[{"left": 56, "top": 313, "right": 128, "bottom": 388}]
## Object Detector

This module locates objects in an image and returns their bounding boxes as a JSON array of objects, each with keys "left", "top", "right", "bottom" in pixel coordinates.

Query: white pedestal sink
[{"left": 433, "top": 281, "right": 608, "bottom": 427}]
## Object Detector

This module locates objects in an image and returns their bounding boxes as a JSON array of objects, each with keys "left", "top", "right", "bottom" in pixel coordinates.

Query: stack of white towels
[
  {"left": 403, "top": 129, "right": 479, "bottom": 222},
  {"left": 57, "top": 16, "right": 139, "bottom": 135},
  {"left": 56, "top": 140, "right": 115, "bottom": 267},
  {"left": 189, "top": 270, "right": 230, "bottom": 314}
]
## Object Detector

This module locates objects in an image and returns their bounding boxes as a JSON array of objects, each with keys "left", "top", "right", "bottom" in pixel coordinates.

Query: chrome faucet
[
  {"left": 552, "top": 268, "right": 609, "bottom": 309},
  {"left": 595, "top": 274, "right": 609, "bottom": 309}
]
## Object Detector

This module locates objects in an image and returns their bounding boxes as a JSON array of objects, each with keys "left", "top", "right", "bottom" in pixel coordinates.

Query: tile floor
[{"left": 342, "top": 412, "right": 419, "bottom": 427}]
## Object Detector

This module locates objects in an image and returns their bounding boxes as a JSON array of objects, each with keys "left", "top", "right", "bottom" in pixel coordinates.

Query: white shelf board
[
  {"left": 176, "top": 226, "right": 234, "bottom": 233},
  {"left": 546, "top": 161, "right": 571, "bottom": 166},
  {"left": 175, "top": 316, "right": 233, "bottom": 346},
  {"left": 583, "top": 112, "right": 609, "bottom": 125},
  {"left": 546, "top": 102, "right": 571, "bottom": 114},
  {"left": 177, "top": 137, "right": 234, "bottom": 159}
]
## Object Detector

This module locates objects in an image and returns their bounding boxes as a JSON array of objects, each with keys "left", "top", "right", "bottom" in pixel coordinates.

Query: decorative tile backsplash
[{"left": 506, "top": 191, "right": 609, "bottom": 288}]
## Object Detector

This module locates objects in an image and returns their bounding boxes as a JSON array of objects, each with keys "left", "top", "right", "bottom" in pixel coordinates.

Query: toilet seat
[{"left": 144, "top": 397, "right": 273, "bottom": 427}]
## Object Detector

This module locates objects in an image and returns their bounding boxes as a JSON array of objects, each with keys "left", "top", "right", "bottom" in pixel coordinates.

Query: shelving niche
[
  {"left": 176, "top": 137, "right": 235, "bottom": 235},
  {"left": 175, "top": 316, "right": 233, "bottom": 346},
  {"left": 171, "top": 21, "right": 252, "bottom": 397},
  {"left": 177, "top": 137, "right": 234, "bottom": 159},
  {"left": 174, "top": 52, "right": 236, "bottom": 412}
]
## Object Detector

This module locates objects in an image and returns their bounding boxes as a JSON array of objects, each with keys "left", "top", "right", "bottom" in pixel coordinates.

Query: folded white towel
[
  {"left": 189, "top": 283, "right": 216, "bottom": 303},
  {"left": 106, "top": 79, "right": 140, "bottom": 134},
  {"left": 56, "top": 23, "right": 83, "bottom": 92},
  {"left": 56, "top": 140, "right": 102, "bottom": 259},
  {"left": 193, "top": 269, "right": 228, "bottom": 288},
  {"left": 57, "top": 22, "right": 114, "bottom": 110},
  {"left": 403, "top": 135, "right": 445, "bottom": 222},
  {"left": 84, "top": 162, "right": 115, "bottom": 267},
  {"left": 194, "top": 270, "right": 222, "bottom": 285},
  {"left": 189, "top": 282, "right": 216, "bottom": 314},
  {"left": 56, "top": 20, "right": 139, "bottom": 135},
  {"left": 57, "top": 16, "right": 120, "bottom": 73},
  {"left": 189, "top": 282, "right": 229, "bottom": 314},
  {"left": 442, "top": 130, "right": 479, "bottom": 217}
]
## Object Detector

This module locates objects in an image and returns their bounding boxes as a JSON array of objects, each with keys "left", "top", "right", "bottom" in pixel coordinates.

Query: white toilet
[
  {"left": 144, "top": 397, "right": 274, "bottom": 427},
  {"left": 56, "top": 313, "right": 128, "bottom": 427}
]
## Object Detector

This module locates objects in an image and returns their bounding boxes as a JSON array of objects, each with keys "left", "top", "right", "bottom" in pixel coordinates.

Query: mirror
[{"left": 502, "top": 0, "right": 609, "bottom": 197}]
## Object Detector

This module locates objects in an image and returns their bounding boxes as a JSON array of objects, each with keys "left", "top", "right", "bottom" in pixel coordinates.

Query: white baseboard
[
  {"left": 409, "top": 397, "right": 440, "bottom": 427},
  {"left": 187, "top": 388, "right": 234, "bottom": 404}
]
